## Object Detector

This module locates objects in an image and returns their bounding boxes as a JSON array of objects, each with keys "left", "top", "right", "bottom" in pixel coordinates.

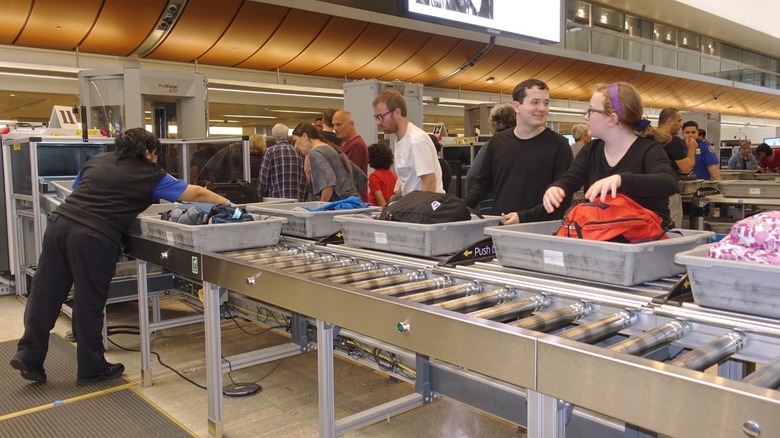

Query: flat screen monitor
[
  {"left": 764, "top": 137, "right": 780, "bottom": 147},
  {"left": 404, "top": 0, "right": 562, "bottom": 43}
]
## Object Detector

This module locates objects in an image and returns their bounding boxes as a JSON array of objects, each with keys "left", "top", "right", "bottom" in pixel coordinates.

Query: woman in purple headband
[{"left": 542, "top": 82, "right": 678, "bottom": 221}]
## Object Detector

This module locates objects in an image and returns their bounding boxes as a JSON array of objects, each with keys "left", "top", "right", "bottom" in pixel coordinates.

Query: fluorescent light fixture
[
  {"left": 210, "top": 87, "right": 342, "bottom": 100},
  {"left": 209, "top": 79, "right": 343, "bottom": 96},
  {"left": 223, "top": 114, "right": 276, "bottom": 119},
  {"left": 209, "top": 119, "right": 241, "bottom": 123},
  {"left": 208, "top": 126, "right": 243, "bottom": 136},
  {"left": 268, "top": 109, "right": 324, "bottom": 115},
  {"left": 145, "top": 125, "right": 178, "bottom": 134},
  {"left": 0, "top": 71, "right": 77, "bottom": 81}
]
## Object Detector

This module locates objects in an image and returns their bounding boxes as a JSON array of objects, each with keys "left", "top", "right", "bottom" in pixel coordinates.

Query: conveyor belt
[{"left": 126, "top": 236, "right": 780, "bottom": 438}]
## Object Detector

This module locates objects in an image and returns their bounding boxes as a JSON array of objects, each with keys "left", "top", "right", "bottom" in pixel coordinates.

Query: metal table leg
[
  {"left": 136, "top": 259, "right": 152, "bottom": 387},
  {"left": 318, "top": 320, "right": 336, "bottom": 438},
  {"left": 527, "top": 390, "right": 565, "bottom": 438},
  {"left": 204, "top": 281, "right": 224, "bottom": 438}
]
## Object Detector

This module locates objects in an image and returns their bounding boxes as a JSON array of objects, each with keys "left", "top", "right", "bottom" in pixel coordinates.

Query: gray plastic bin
[
  {"left": 675, "top": 245, "right": 780, "bottom": 319},
  {"left": 334, "top": 214, "right": 502, "bottom": 257},
  {"left": 719, "top": 170, "right": 755, "bottom": 181},
  {"left": 485, "top": 221, "right": 714, "bottom": 286},
  {"left": 718, "top": 180, "right": 780, "bottom": 198},
  {"left": 678, "top": 179, "right": 703, "bottom": 195},
  {"left": 246, "top": 202, "right": 379, "bottom": 238},
  {"left": 140, "top": 214, "right": 286, "bottom": 251}
]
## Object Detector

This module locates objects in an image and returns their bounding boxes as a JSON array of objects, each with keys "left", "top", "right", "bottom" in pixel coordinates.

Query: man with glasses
[
  {"left": 464, "top": 78, "right": 573, "bottom": 224},
  {"left": 373, "top": 90, "right": 444, "bottom": 196}
]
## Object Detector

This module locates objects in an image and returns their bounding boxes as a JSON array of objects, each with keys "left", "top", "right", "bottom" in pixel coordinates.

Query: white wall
[{"left": 720, "top": 126, "right": 780, "bottom": 144}]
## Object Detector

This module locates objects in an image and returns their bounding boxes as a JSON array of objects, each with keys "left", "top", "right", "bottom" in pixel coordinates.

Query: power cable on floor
[{"left": 107, "top": 337, "right": 207, "bottom": 390}]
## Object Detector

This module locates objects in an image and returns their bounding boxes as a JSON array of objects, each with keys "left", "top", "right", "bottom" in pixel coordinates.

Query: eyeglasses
[
  {"left": 586, "top": 108, "right": 606, "bottom": 117},
  {"left": 373, "top": 109, "right": 394, "bottom": 122}
]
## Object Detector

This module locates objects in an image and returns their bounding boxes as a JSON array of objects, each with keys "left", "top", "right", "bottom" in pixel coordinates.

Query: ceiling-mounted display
[{"left": 404, "top": 0, "right": 562, "bottom": 43}]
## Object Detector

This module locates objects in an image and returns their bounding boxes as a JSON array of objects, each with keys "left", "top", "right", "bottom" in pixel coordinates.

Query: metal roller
[
  {"left": 608, "top": 320, "right": 689, "bottom": 357},
  {"left": 403, "top": 282, "right": 481, "bottom": 304},
  {"left": 348, "top": 271, "right": 426, "bottom": 290},
  {"left": 742, "top": 355, "right": 780, "bottom": 389},
  {"left": 468, "top": 295, "right": 551, "bottom": 323},
  {"left": 285, "top": 259, "right": 355, "bottom": 274},
  {"left": 510, "top": 302, "right": 592, "bottom": 332},
  {"left": 309, "top": 262, "right": 378, "bottom": 279},
  {"left": 223, "top": 246, "right": 288, "bottom": 258},
  {"left": 327, "top": 266, "right": 401, "bottom": 284},
  {"left": 434, "top": 288, "right": 513, "bottom": 312},
  {"left": 373, "top": 276, "right": 452, "bottom": 296},
  {"left": 558, "top": 310, "right": 637, "bottom": 344},
  {"left": 256, "top": 251, "right": 318, "bottom": 264},
  {"left": 668, "top": 331, "right": 747, "bottom": 371},
  {"left": 266, "top": 255, "right": 336, "bottom": 270}
]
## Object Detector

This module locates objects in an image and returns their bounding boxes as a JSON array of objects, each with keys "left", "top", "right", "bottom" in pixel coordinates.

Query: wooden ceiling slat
[
  {"left": 568, "top": 67, "right": 640, "bottom": 101},
  {"left": 462, "top": 50, "right": 539, "bottom": 92},
  {"left": 0, "top": 0, "right": 32, "bottom": 45},
  {"left": 489, "top": 53, "right": 558, "bottom": 93},
  {"left": 535, "top": 57, "right": 580, "bottom": 89},
  {"left": 15, "top": 0, "right": 102, "bottom": 50},
  {"left": 198, "top": 2, "right": 289, "bottom": 67},
  {"left": 237, "top": 10, "right": 329, "bottom": 70},
  {"left": 434, "top": 46, "right": 518, "bottom": 89},
  {"left": 79, "top": 0, "right": 168, "bottom": 56},
  {"left": 282, "top": 17, "right": 369, "bottom": 75},
  {"left": 383, "top": 35, "right": 462, "bottom": 82},
  {"left": 408, "top": 40, "right": 486, "bottom": 84},
  {"left": 348, "top": 30, "right": 432, "bottom": 79},
  {"left": 645, "top": 78, "right": 691, "bottom": 107},
  {"left": 147, "top": 0, "right": 243, "bottom": 62},
  {"left": 312, "top": 23, "right": 401, "bottom": 77}
]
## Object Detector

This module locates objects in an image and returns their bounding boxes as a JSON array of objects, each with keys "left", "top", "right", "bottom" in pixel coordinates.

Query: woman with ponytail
[
  {"left": 11, "top": 128, "right": 229, "bottom": 387},
  {"left": 542, "top": 82, "right": 677, "bottom": 219},
  {"left": 292, "top": 122, "right": 360, "bottom": 202}
]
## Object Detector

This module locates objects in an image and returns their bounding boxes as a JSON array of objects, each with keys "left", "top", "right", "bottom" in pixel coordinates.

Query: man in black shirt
[{"left": 657, "top": 108, "right": 696, "bottom": 227}]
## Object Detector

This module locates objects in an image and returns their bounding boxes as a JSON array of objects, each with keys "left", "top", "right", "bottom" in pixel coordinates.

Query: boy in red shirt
[
  {"left": 367, "top": 143, "right": 397, "bottom": 207},
  {"left": 757, "top": 143, "right": 780, "bottom": 172}
]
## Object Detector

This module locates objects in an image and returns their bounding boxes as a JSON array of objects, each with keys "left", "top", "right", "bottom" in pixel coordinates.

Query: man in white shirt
[{"left": 372, "top": 90, "right": 444, "bottom": 196}]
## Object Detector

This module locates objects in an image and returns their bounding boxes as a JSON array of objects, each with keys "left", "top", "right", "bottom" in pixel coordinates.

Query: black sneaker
[
  {"left": 76, "top": 362, "right": 125, "bottom": 386},
  {"left": 10, "top": 357, "right": 47, "bottom": 383}
]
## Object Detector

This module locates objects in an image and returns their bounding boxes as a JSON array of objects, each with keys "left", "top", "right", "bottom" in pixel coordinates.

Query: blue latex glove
[{"left": 302, "top": 196, "right": 370, "bottom": 212}]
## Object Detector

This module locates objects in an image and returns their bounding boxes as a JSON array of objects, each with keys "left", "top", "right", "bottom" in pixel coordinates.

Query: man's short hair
[
  {"left": 512, "top": 79, "right": 549, "bottom": 104},
  {"left": 571, "top": 124, "right": 589, "bottom": 141},
  {"left": 698, "top": 129, "right": 707, "bottom": 138},
  {"left": 271, "top": 123, "right": 289, "bottom": 142},
  {"left": 372, "top": 90, "right": 408, "bottom": 117},
  {"left": 658, "top": 108, "right": 679, "bottom": 126},
  {"left": 682, "top": 120, "right": 699, "bottom": 130},
  {"left": 756, "top": 143, "right": 773, "bottom": 157},
  {"left": 322, "top": 109, "right": 336, "bottom": 128}
]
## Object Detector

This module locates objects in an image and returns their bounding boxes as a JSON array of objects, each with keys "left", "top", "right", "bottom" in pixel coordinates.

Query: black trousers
[{"left": 15, "top": 213, "right": 120, "bottom": 378}]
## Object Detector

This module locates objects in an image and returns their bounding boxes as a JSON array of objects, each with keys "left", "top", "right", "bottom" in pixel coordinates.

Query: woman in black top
[{"left": 543, "top": 82, "right": 677, "bottom": 218}]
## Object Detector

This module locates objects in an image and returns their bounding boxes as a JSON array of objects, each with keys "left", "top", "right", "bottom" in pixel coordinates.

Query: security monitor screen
[{"left": 405, "top": 0, "right": 562, "bottom": 43}]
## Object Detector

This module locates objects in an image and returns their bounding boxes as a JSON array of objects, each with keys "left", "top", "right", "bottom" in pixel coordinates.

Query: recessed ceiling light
[{"left": 485, "top": 77, "right": 495, "bottom": 84}]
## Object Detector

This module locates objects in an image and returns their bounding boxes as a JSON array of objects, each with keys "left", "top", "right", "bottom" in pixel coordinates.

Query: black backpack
[
  {"left": 378, "top": 191, "right": 476, "bottom": 224},
  {"left": 197, "top": 179, "right": 260, "bottom": 204}
]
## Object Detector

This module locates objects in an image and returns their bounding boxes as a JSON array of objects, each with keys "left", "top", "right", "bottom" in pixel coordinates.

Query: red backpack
[{"left": 555, "top": 194, "right": 671, "bottom": 243}]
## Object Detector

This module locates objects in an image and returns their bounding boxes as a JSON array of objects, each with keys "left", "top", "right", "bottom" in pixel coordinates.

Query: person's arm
[
  {"left": 619, "top": 143, "right": 678, "bottom": 197},
  {"left": 419, "top": 173, "right": 437, "bottom": 192},
  {"left": 463, "top": 142, "right": 494, "bottom": 208},
  {"left": 707, "top": 164, "right": 721, "bottom": 181},
  {"left": 374, "top": 191, "right": 387, "bottom": 207},
  {"left": 465, "top": 143, "right": 487, "bottom": 192},
  {"left": 320, "top": 186, "right": 334, "bottom": 202},
  {"left": 178, "top": 184, "right": 229, "bottom": 204},
  {"left": 257, "top": 149, "right": 273, "bottom": 196},
  {"left": 676, "top": 137, "right": 697, "bottom": 173}
]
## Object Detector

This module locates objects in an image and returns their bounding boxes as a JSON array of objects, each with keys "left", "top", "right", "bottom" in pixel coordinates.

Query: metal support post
[
  {"left": 290, "top": 312, "right": 309, "bottom": 349},
  {"left": 136, "top": 259, "right": 152, "bottom": 387},
  {"left": 204, "top": 281, "right": 223, "bottom": 438},
  {"left": 718, "top": 359, "right": 746, "bottom": 380},
  {"left": 527, "top": 390, "right": 565, "bottom": 438},
  {"left": 416, "top": 354, "right": 432, "bottom": 401},
  {"left": 317, "top": 319, "right": 336, "bottom": 438}
]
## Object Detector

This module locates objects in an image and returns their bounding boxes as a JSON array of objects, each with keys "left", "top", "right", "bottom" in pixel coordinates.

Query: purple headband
[{"left": 607, "top": 83, "right": 623, "bottom": 117}]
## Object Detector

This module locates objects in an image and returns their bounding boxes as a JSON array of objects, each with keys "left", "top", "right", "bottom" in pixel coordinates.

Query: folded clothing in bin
[
  {"left": 707, "top": 211, "right": 780, "bottom": 265},
  {"left": 299, "top": 196, "right": 370, "bottom": 212},
  {"left": 161, "top": 203, "right": 253, "bottom": 225}
]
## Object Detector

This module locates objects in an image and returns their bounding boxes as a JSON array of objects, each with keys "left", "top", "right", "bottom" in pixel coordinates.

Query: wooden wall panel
[
  {"left": 282, "top": 17, "right": 369, "bottom": 74},
  {"left": 312, "top": 23, "right": 401, "bottom": 77},
  {"left": 434, "top": 45, "right": 518, "bottom": 89},
  {"left": 79, "top": 0, "right": 168, "bottom": 56},
  {"left": 0, "top": 0, "right": 32, "bottom": 45},
  {"left": 409, "top": 39, "right": 486, "bottom": 84},
  {"left": 238, "top": 9, "right": 329, "bottom": 70},
  {"left": 147, "top": 0, "right": 243, "bottom": 62},
  {"left": 15, "top": 0, "right": 102, "bottom": 50},
  {"left": 198, "top": 2, "right": 289, "bottom": 67},
  {"left": 464, "top": 50, "right": 539, "bottom": 93},
  {"left": 384, "top": 35, "right": 461, "bottom": 82},
  {"left": 348, "top": 30, "right": 432, "bottom": 79}
]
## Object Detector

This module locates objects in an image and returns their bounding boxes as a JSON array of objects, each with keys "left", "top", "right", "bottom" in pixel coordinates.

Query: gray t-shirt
[{"left": 308, "top": 145, "right": 359, "bottom": 201}]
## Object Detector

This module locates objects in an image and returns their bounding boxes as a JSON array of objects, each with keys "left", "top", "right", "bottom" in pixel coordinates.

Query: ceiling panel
[
  {"left": 488, "top": 53, "right": 559, "bottom": 93},
  {"left": 433, "top": 45, "right": 518, "bottom": 89},
  {"left": 14, "top": 0, "right": 102, "bottom": 50},
  {"left": 0, "top": 0, "right": 32, "bottom": 45},
  {"left": 237, "top": 9, "right": 329, "bottom": 70},
  {"left": 282, "top": 17, "right": 369, "bottom": 74},
  {"left": 147, "top": 0, "right": 243, "bottom": 62},
  {"left": 311, "top": 23, "right": 402, "bottom": 77},
  {"left": 461, "top": 50, "right": 540, "bottom": 93},
  {"left": 383, "top": 34, "right": 462, "bottom": 82},
  {"left": 408, "top": 39, "right": 487, "bottom": 84},
  {"left": 78, "top": 0, "right": 168, "bottom": 56},
  {"left": 197, "top": 2, "right": 289, "bottom": 66},
  {"left": 348, "top": 30, "right": 433, "bottom": 79}
]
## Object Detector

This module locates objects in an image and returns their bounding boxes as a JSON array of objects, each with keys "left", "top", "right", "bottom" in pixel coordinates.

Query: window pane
[
  {"left": 653, "top": 24, "right": 676, "bottom": 46},
  {"left": 626, "top": 39, "right": 653, "bottom": 64},
  {"left": 740, "top": 49, "right": 756, "bottom": 68},
  {"left": 701, "top": 37, "right": 719, "bottom": 57},
  {"left": 592, "top": 32, "right": 624, "bottom": 58},
  {"left": 678, "top": 31, "right": 700, "bottom": 51},
  {"left": 592, "top": 5, "right": 623, "bottom": 32},
  {"left": 625, "top": 15, "right": 653, "bottom": 39},
  {"left": 678, "top": 51, "right": 700, "bottom": 74},
  {"left": 568, "top": 1, "right": 590, "bottom": 26},
  {"left": 565, "top": 28, "right": 591, "bottom": 53},
  {"left": 721, "top": 44, "right": 740, "bottom": 62},
  {"left": 653, "top": 45, "right": 677, "bottom": 69},
  {"left": 700, "top": 57, "right": 720, "bottom": 77}
]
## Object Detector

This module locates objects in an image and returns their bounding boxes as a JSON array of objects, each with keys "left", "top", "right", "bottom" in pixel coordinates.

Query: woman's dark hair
[
  {"left": 756, "top": 143, "right": 772, "bottom": 157},
  {"left": 368, "top": 143, "right": 393, "bottom": 170},
  {"left": 115, "top": 128, "right": 160, "bottom": 159},
  {"left": 292, "top": 122, "right": 351, "bottom": 172}
]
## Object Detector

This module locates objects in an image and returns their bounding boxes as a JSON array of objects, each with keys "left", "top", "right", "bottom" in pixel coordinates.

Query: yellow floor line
[
  {"left": 128, "top": 386, "right": 199, "bottom": 437},
  {"left": 0, "top": 381, "right": 135, "bottom": 422}
]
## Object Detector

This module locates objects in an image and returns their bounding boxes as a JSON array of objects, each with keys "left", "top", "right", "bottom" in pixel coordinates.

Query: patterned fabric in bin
[{"left": 707, "top": 211, "right": 780, "bottom": 265}]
